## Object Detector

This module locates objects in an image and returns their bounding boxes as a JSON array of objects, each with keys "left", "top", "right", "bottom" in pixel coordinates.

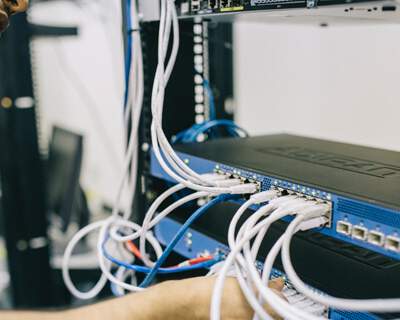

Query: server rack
[
  {"left": 0, "top": 12, "right": 77, "bottom": 308},
  {"left": 136, "top": 17, "right": 235, "bottom": 223},
  {"left": 0, "top": 13, "right": 54, "bottom": 308},
  {"left": 136, "top": 2, "right": 400, "bottom": 320},
  {"left": 0, "top": 0, "right": 398, "bottom": 312}
]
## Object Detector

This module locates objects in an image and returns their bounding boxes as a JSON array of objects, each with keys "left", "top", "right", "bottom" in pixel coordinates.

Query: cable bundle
[
  {"left": 61, "top": 1, "right": 400, "bottom": 319},
  {"left": 61, "top": 0, "right": 256, "bottom": 295},
  {"left": 149, "top": 0, "right": 257, "bottom": 195},
  {"left": 211, "top": 193, "right": 331, "bottom": 320},
  {"left": 210, "top": 191, "right": 400, "bottom": 319}
]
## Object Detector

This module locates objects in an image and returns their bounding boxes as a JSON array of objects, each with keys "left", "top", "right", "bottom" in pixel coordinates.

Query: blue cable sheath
[
  {"left": 203, "top": 79, "right": 216, "bottom": 120},
  {"left": 172, "top": 121, "right": 247, "bottom": 144},
  {"left": 123, "top": 0, "right": 133, "bottom": 109},
  {"left": 188, "top": 120, "right": 248, "bottom": 141},
  {"left": 172, "top": 79, "right": 248, "bottom": 144},
  {"left": 102, "top": 238, "right": 220, "bottom": 274},
  {"left": 140, "top": 194, "right": 240, "bottom": 288}
]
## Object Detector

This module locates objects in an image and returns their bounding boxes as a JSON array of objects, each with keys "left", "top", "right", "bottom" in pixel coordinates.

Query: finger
[
  {"left": 268, "top": 277, "right": 285, "bottom": 292},
  {"left": 271, "top": 288, "right": 287, "bottom": 301},
  {"left": 262, "top": 288, "right": 288, "bottom": 320},
  {"left": 264, "top": 303, "right": 284, "bottom": 320},
  {"left": 3, "top": 0, "right": 28, "bottom": 14}
]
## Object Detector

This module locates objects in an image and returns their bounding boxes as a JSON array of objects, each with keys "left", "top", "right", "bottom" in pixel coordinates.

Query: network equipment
[
  {"left": 59, "top": 1, "right": 400, "bottom": 319},
  {"left": 151, "top": 134, "right": 400, "bottom": 260},
  {"left": 140, "top": 0, "right": 400, "bottom": 22},
  {"left": 150, "top": 134, "right": 400, "bottom": 319},
  {"left": 155, "top": 217, "right": 400, "bottom": 320}
]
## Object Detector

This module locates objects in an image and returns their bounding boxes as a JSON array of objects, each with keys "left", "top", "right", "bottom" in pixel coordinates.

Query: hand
[
  {"left": 175, "top": 276, "right": 286, "bottom": 320},
  {"left": 0, "top": 276, "right": 286, "bottom": 320},
  {"left": 69, "top": 276, "right": 286, "bottom": 320},
  {"left": 0, "top": 0, "right": 29, "bottom": 33}
]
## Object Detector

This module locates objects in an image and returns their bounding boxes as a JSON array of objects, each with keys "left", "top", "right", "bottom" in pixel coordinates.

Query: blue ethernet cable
[
  {"left": 172, "top": 78, "right": 248, "bottom": 144},
  {"left": 139, "top": 194, "right": 240, "bottom": 288},
  {"left": 172, "top": 120, "right": 248, "bottom": 144},
  {"left": 203, "top": 79, "right": 216, "bottom": 120},
  {"left": 109, "top": 258, "right": 218, "bottom": 297},
  {"left": 102, "top": 238, "right": 220, "bottom": 274},
  {"left": 123, "top": 0, "right": 133, "bottom": 109},
  {"left": 188, "top": 119, "right": 248, "bottom": 141}
]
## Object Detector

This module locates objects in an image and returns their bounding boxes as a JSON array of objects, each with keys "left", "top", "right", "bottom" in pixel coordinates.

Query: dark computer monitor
[{"left": 46, "top": 126, "right": 89, "bottom": 232}]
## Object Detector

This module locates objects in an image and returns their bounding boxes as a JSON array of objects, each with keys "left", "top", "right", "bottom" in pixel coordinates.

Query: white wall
[
  {"left": 234, "top": 22, "right": 400, "bottom": 152},
  {"left": 30, "top": 1, "right": 126, "bottom": 208}
]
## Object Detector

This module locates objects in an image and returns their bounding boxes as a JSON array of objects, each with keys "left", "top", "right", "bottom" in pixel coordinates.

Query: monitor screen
[{"left": 47, "top": 126, "right": 83, "bottom": 231}]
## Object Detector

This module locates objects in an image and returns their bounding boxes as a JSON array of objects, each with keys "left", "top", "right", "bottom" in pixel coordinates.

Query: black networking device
[{"left": 173, "top": 0, "right": 394, "bottom": 18}]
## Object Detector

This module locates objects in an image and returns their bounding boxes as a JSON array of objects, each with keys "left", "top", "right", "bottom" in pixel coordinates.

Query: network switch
[
  {"left": 175, "top": 0, "right": 387, "bottom": 15},
  {"left": 140, "top": 0, "right": 398, "bottom": 22},
  {"left": 141, "top": 0, "right": 399, "bottom": 21},
  {"left": 150, "top": 134, "right": 400, "bottom": 260},
  {"left": 154, "top": 216, "right": 400, "bottom": 320}
]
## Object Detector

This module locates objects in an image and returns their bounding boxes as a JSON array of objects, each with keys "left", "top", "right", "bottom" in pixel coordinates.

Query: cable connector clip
[
  {"left": 215, "top": 178, "right": 243, "bottom": 187},
  {"left": 229, "top": 183, "right": 258, "bottom": 195},
  {"left": 203, "top": 173, "right": 229, "bottom": 181},
  {"left": 250, "top": 190, "right": 280, "bottom": 204},
  {"left": 298, "top": 216, "right": 329, "bottom": 231},
  {"left": 298, "top": 203, "right": 331, "bottom": 219}
]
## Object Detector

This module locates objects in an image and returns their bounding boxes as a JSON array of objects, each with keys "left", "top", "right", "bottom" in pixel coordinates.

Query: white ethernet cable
[
  {"left": 236, "top": 199, "right": 320, "bottom": 320},
  {"left": 148, "top": 0, "right": 254, "bottom": 193},
  {"left": 63, "top": 174, "right": 218, "bottom": 298},
  {"left": 108, "top": 183, "right": 187, "bottom": 243},
  {"left": 281, "top": 212, "right": 400, "bottom": 313},
  {"left": 211, "top": 198, "right": 329, "bottom": 320},
  {"left": 62, "top": 218, "right": 162, "bottom": 299},
  {"left": 62, "top": 0, "right": 149, "bottom": 299},
  {"left": 95, "top": 182, "right": 255, "bottom": 292},
  {"left": 225, "top": 191, "right": 286, "bottom": 320},
  {"left": 112, "top": 266, "right": 137, "bottom": 297},
  {"left": 246, "top": 198, "right": 314, "bottom": 260},
  {"left": 211, "top": 203, "right": 291, "bottom": 320},
  {"left": 112, "top": 243, "right": 138, "bottom": 296},
  {"left": 108, "top": 173, "right": 230, "bottom": 266},
  {"left": 243, "top": 205, "right": 330, "bottom": 320},
  {"left": 63, "top": 0, "right": 257, "bottom": 300},
  {"left": 138, "top": 190, "right": 208, "bottom": 266},
  {"left": 122, "top": 0, "right": 144, "bottom": 221}
]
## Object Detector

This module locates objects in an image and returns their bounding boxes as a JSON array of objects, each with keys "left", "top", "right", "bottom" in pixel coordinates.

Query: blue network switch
[{"left": 150, "top": 135, "right": 400, "bottom": 261}]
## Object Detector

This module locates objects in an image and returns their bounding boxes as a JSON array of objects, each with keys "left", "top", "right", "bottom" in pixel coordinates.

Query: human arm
[{"left": 0, "top": 277, "right": 284, "bottom": 320}]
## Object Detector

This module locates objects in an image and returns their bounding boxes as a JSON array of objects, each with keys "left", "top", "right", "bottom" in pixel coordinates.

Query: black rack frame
[
  {"left": 0, "top": 13, "right": 77, "bottom": 308},
  {"left": 0, "top": 13, "right": 54, "bottom": 308}
]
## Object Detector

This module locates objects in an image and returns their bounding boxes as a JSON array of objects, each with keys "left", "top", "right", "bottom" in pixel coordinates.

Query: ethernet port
[
  {"left": 208, "top": 0, "right": 218, "bottom": 9},
  {"left": 352, "top": 225, "right": 368, "bottom": 241},
  {"left": 191, "top": 0, "right": 200, "bottom": 11},
  {"left": 368, "top": 230, "right": 385, "bottom": 247},
  {"left": 337, "top": 221, "right": 352, "bottom": 236},
  {"left": 385, "top": 236, "right": 400, "bottom": 252},
  {"left": 220, "top": 0, "right": 230, "bottom": 8}
]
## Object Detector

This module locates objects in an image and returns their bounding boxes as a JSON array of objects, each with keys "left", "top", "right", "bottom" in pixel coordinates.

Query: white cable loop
[{"left": 281, "top": 214, "right": 400, "bottom": 313}]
